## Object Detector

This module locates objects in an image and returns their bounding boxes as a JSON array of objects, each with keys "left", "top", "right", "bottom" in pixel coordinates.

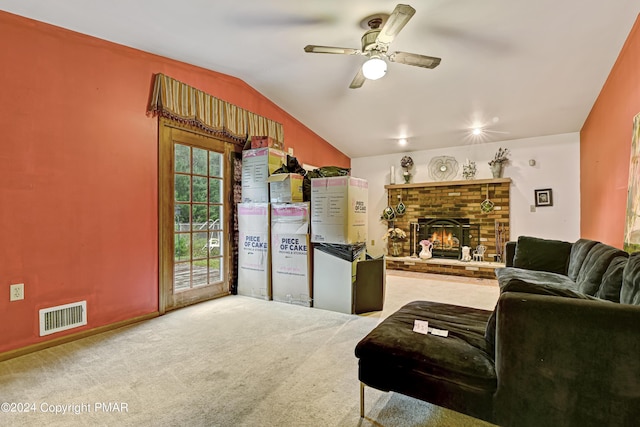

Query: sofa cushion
[
  {"left": 621, "top": 252, "right": 640, "bottom": 305},
  {"left": 495, "top": 267, "right": 577, "bottom": 290},
  {"left": 567, "top": 239, "right": 599, "bottom": 281},
  {"left": 512, "top": 236, "right": 572, "bottom": 275},
  {"left": 484, "top": 278, "right": 601, "bottom": 356},
  {"left": 355, "top": 300, "right": 496, "bottom": 391},
  {"left": 574, "top": 243, "right": 629, "bottom": 296},
  {"left": 595, "top": 255, "right": 628, "bottom": 303}
]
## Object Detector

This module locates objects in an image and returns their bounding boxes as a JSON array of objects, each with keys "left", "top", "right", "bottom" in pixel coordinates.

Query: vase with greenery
[
  {"left": 488, "top": 147, "right": 510, "bottom": 178},
  {"left": 383, "top": 227, "right": 407, "bottom": 256}
]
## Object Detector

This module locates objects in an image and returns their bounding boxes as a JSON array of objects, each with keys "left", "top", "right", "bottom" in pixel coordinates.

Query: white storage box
[
  {"left": 313, "top": 244, "right": 385, "bottom": 315},
  {"left": 267, "top": 173, "right": 304, "bottom": 203},
  {"left": 237, "top": 203, "right": 271, "bottom": 300},
  {"left": 241, "top": 148, "right": 286, "bottom": 203},
  {"left": 311, "top": 176, "right": 368, "bottom": 244},
  {"left": 313, "top": 245, "right": 365, "bottom": 314},
  {"left": 271, "top": 203, "right": 312, "bottom": 306}
]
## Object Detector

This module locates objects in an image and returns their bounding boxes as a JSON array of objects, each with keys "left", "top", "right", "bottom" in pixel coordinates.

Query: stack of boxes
[
  {"left": 237, "top": 138, "right": 286, "bottom": 299},
  {"left": 238, "top": 136, "right": 380, "bottom": 312},
  {"left": 310, "top": 177, "right": 381, "bottom": 314}
]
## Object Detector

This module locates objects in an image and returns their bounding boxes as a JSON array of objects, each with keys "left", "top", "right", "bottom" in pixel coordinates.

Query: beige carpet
[{"left": 0, "top": 271, "right": 498, "bottom": 427}]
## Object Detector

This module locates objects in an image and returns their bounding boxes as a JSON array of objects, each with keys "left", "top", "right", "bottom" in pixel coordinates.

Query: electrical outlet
[
  {"left": 10, "top": 283, "right": 24, "bottom": 301},
  {"left": 530, "top": 205, "right": 536, "bottom": 213},
  {"left": 371, "top": 239, "right": 375, "bottom": 246}
]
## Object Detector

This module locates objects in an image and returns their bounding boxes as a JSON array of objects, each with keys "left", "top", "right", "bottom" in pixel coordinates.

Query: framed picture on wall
[{"left": 534, "top": 188, "right": 553, "bottom": 207}]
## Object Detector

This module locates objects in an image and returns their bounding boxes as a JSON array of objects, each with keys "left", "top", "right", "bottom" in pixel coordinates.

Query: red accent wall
[
  {"left": 0, "top": 11, "right": 349, "bottom": 354},
  {"left": 581, "top": 14, "right": 640, "bottom": 247}
]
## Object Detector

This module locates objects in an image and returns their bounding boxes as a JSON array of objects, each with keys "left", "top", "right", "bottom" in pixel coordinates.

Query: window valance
[{"left": 148, "top": 73, "right": 284, "bottom": 145}]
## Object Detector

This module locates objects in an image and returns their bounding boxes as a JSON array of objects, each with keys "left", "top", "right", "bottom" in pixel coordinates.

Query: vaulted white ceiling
[{"left": 2, "top": 0, "right": 638, "bottom": 158}]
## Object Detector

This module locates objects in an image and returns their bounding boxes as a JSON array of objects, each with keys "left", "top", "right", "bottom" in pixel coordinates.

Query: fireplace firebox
[{"left": 412, "top": 218, "right": 480, "bottom": 259}]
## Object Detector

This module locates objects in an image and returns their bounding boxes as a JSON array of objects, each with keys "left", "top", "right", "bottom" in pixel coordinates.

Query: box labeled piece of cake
[
  {"left": 267, "top": 173, "right": 304, "bottom": 203},
  {"left": 271, "top": 203, "right": 312, "bottom": 306},
  {"left": 238, "top": 203, "right": 271, "bottom": 300},
  {"left": 241, "top": 148, "right": 286, "bottom": 203},
  {"left": 311, "top": 176, "right": 368, "bottom": 244}
]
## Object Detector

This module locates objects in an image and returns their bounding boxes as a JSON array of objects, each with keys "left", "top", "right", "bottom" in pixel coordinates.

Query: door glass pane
[
  {"left": 209, "top": 258, "right": 222, "bottom": 282},
  {"left": 175, "top": 204, "right": 190, "bottom": 231},
  {"left": 192, "top": 260, "right": 208, "bottom": 287},
  {"left": 193, "top": 148, "right": 208, "bottom": 176},
  {"left": 192, "top": 232, "right": 208, "bottom": 259},
  {"left": 174, "top": 233, "right": 190, "bottom": 262},
  {"left": 209, "top": 178, "right": 222, "bottom": 203},
  {"left": 209, "top": 151, "right": 222, "bottom": 177},
  {"left": 175, "top": 144, "right": 190, "bottom": 173},
  {"left": 207, "top": 231, "right": 222, "bottom": 256},
  {"left": 193, "top": 176, "right": 208, "bottom": 203},
  {"left": 192, "top": 205, "right": 207, "bottom": 231},
  {"left": 175, "top": 175, "right": 191, "bottom": 202},
  {"left": 174, "top": 263, "right": 190, "bottom": 291},
  {"left": 209, "top": 205, "right": 222, "bottom": 226}
]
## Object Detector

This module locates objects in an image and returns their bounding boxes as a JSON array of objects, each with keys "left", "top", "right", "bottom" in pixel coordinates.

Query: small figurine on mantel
[
  {"left": 462, "top": 159, "right": 477, "bottom": 180},
  {"left": 400, "top": 155, "right": 414, "bottom": 183}
]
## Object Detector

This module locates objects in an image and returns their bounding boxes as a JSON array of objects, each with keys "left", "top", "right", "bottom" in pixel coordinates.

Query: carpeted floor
[{"left": 0, "top": 271, "right": 498, "bottom": 426}]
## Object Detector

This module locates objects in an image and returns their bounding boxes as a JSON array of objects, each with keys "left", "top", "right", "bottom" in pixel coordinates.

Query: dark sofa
[{"left": 355, "top": 236, "right": 640, "bottom": 426}]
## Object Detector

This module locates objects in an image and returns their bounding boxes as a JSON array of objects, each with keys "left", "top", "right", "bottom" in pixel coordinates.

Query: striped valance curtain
[{"left": 148, "top": 73, "right": 284, "bottom": 145}]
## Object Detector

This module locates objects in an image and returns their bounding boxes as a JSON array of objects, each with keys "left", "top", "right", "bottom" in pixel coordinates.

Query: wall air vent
[{"left": 39, "top": 301, "right": 87, "bottom": 336}]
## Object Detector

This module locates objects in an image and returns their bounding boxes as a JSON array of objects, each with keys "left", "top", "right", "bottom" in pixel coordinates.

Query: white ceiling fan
[{"left": 304, "top": 4, "right": 441, "bottom": 89}]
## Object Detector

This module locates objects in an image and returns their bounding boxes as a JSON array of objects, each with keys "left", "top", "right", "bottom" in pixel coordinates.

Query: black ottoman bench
[{"left": 354, "top": 300, "right": 497, "bottom": 423}]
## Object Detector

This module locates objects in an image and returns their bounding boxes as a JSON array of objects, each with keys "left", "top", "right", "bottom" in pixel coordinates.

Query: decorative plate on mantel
[{"left": 428, "top": 156, "right": 459, "bottom": 181}]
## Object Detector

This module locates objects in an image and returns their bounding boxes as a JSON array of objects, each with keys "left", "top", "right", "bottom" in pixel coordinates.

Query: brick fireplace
[{"left": 385, "top": 178, "right": 511, "bottom": 276}]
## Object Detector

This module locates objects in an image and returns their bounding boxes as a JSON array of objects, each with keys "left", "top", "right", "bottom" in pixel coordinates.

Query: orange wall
[
  {"left": 581, "top": 14, "right": 640, "bottom": 247},
  {"left": 0, "top": 11, "right": 348, "bottom": 354}
]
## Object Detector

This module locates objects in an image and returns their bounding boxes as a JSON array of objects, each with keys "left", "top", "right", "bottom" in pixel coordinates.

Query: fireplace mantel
[{"left": 385, "top": 177, "right": 511, "bottom": 190}]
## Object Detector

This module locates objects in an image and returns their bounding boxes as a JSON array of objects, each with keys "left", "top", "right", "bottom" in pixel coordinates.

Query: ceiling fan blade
[
  {"left": 304, "top": 45, "right": 360, "bottom": 55},
  {"left": 376, "top": 4, "right": 416, "bottom": 45},
  {"left": 388, "top": 51, "right": 441, "bottom": 69},
  {"left": 349, "top": 68, "right": 366, "bottom": 89}
]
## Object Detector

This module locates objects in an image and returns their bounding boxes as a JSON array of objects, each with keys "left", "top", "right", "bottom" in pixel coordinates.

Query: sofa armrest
[
  {"left": 494, "top": 292, "right": 640, "bottom": 427},
  {"left": 504, "top": 241, "right": 516, "bottom": 267}
]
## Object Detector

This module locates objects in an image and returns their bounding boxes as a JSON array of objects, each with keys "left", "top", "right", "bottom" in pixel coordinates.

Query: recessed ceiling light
[
  {"left": 472, "top": 128, "right": 483, "bottom": 136},
  {"left": 398, "top": 138, "right": 408, "bottom": 146}
]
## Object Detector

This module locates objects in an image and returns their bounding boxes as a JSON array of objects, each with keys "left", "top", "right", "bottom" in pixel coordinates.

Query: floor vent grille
[{"left": 39, "top": 301, "right": 87, "bottom": 336}]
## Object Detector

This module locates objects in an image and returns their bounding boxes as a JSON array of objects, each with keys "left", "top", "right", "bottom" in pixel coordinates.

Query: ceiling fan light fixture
[{"left": 362, "top": 57, "right": 387, "bottom": 80}]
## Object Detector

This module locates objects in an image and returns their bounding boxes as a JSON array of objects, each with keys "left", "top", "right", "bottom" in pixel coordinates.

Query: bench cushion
[{"left": 355, "top": 300, "right": 496, "bottom": 391}]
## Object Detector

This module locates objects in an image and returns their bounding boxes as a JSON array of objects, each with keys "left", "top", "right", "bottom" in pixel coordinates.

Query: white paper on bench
[
  {"left": 413, "top": 320, "right": 449, "bottom": 337},
  {"left": 429, "top": 327, "right": 449, "bottom": 337},
  {"left": 413, "top": 320, "right": 430, "bottom": 335}
]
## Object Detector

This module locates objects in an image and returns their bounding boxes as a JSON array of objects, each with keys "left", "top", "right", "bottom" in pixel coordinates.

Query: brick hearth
[{"left": 386, "top": 256, "right": 503, "bottom": 279}]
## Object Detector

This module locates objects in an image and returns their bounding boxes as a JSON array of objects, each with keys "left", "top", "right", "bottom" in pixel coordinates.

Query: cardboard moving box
[
  {"left": 271, "top": 203, "right": 312, "bottom": 306},
  {"left": 250, "top": 136, "right": 284, "bottom": 150},
  {"left": 238, "top": 203, "right": 271, "bottom": 300},
  {"left": 311, "top": 176, "right": 368, "bottom": 244},
  {"left": 241, "top": 148, "right": 286, "bottom": 203},
  {"left": 267, "top": 173, "right": 304, "bottom": 203}
]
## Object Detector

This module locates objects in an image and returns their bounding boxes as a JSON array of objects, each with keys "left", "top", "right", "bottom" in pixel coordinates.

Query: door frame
[{"left": 158, "top": 118, "right": 234, "bottom": 313}]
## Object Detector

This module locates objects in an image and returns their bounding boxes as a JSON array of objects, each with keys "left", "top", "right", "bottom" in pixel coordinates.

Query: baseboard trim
[{"left": 0, "top": 312, "right": 160, "bottom": 362}]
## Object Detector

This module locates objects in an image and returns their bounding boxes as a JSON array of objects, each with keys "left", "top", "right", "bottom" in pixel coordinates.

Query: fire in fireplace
[{"left": 413, "top": 218, "right": 480, "bottom": 259}]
